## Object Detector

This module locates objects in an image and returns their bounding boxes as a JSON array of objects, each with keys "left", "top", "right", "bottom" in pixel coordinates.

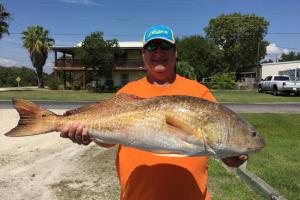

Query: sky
[{"left": 1, "top": 0, "right": 300, "bottom": 73}]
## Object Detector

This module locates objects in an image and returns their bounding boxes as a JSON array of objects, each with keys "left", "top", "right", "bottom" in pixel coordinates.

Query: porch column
[
  {"left": 54, "top": 51, "right": 57, "bottom": 66},
  {"left": 63, "top": 71, "right": 66, "bottom": 89},
  {"left": 83, "top": 71, "right": 86, "bottom": 89}
]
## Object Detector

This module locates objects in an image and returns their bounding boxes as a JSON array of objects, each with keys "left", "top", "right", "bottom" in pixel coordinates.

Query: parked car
[{"left": 258, "top": 75, "right": 300, "bottom": 96}]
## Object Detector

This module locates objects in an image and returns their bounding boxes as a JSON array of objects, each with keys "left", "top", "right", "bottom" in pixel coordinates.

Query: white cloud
[
  {"left": 59, "top": 0, "right": 104, "bottom": 6},
  {"left": 282, "top": 48, "right": 290, "bottom": 54},
  {"left": 266, "top": 43, "right": 282, "bottom": 55},
  {"left": 0, "top": 58, "right": 17, "bottom": 67},
  {"left": 264, "top": 43, "right": 290, "bottom": 61}
]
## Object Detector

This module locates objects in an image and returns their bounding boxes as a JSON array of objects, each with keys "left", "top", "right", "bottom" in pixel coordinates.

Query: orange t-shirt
[{"left": 116, "top": 74, "right": 217, "bottom": 200}]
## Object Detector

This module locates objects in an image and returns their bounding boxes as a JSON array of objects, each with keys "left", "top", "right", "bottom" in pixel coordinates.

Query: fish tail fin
[{"left": 5, "top": 98, "right": 57, "bottom": 137}]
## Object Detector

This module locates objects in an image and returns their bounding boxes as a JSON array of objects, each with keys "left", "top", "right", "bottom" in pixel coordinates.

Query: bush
[
  {"left": 210, "top": 73, "right": 237, "bottom": 89},
  {"left": 72, "top": 81, "right": 81, "bottom": 90},
  {"left": 47, "top": 78, "right": 59, "bottom": 90}
]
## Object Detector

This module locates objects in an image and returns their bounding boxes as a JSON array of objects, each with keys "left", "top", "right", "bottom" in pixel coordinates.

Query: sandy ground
[{"left": 0, "top": 109, "right": 120, "bottom": 200}]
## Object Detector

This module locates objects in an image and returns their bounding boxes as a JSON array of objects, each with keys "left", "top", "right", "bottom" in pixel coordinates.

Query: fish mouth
[
  {"left": 246, "top": 146, "right": 264, "bottom": 154},
  {"left": 245, "top": 141, "right": 265, "bottom": 154}
]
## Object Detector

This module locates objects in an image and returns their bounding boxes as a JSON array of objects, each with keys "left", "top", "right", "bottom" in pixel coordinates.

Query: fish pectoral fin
[
  {"left": 165, "top": 115, "right": 197, "bottom": 139},
  {"left": 64, "top": 93, "right": 143, "bottom": 115}
]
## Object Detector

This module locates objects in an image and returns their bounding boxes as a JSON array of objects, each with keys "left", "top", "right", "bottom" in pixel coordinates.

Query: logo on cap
[{"left": 143, "top": 25, "right": 175, "bottom": 46}]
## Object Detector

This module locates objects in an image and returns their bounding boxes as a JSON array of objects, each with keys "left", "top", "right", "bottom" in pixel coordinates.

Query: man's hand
[
  {"left": 59, "top": 122, "right": 115, "bottom": 148},
  {"left": 221, "top": 155, "right": 248, "bottom": 167},
  {"left": 59, "top": 122, "right": 91, "bottom": 145}
]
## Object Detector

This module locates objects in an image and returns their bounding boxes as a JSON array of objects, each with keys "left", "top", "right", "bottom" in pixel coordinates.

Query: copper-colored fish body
[{"left": 4, "top": 94, "right": 265, "bottom": 158}]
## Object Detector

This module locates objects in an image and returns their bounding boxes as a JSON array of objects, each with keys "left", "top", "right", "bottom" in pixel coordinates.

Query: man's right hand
[
  {"left": 59, "top": 122, "right": 115, "bottom": 148},
  {"left": 60, "top": 122, "right": 91, "bottom": 145}
]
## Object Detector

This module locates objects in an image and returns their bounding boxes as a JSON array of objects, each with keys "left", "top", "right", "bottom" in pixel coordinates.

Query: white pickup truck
[{"left": 258, "top": 75, "right": 300, "bottom": 96}]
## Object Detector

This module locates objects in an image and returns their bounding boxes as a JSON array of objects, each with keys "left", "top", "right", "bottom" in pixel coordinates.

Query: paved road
[{"left": 1, "top": 100, "right": 300, "bottom": 113}]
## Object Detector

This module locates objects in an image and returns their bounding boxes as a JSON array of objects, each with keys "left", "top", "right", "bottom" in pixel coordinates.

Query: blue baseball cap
[{"left": 143, "top": 25, "right": 175, "bottom": 47}]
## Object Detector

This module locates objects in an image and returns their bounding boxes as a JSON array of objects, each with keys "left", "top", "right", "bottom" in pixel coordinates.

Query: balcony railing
[
  {"left": 55, "top": 59, "right": 81, "bottom": 68},
  {"left": 114, "top": 59, "right": 144, "bottom": 68},
  {"left": 54, "top": 58, "right": 143, "bottom": 68}
]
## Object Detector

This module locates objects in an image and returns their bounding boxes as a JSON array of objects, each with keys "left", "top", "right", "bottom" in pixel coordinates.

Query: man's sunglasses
[{"left": 144, "top": 41, "right": 175, "bottom": 52}]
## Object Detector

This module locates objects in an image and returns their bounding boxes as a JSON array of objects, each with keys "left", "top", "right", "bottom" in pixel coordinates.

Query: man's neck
[{"left": 147, "top": 73, "right": 176, "bottom": 87}]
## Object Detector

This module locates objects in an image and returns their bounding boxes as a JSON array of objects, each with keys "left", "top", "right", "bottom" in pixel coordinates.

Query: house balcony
[
  {"left": 114, "top": 59, "right": 144, "bottom": 68},
  {"left": 54, "top": 58, "right": 144, "bottom": 70},
  {"left": 54, "top": 59, "right": 81, "bottom": 68}
]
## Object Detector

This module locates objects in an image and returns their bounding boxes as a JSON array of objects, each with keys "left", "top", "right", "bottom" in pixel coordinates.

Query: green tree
[
  {"left": 261, "top": 59, "right": 274, "bottom": 64},
  {"left": 176, "top": 35, "right": 224, "bottom": 80},
  {"left": 204, "top": 13, "right": 269, "bottom": 74},
  {"left": 22, "top": 25, "right": 54, "bottom": 88},
  {"left": 279, "top": 51, "right": 300, "bottom": 62},
  {"left": 0, "top": 66, "right": 50, "bottom": 87},
  {"left": 76, "top": 31, "right": 120, "bottom": 87},
  {"left": 0, "top": 3, "right": 11, "bottom": 39}
]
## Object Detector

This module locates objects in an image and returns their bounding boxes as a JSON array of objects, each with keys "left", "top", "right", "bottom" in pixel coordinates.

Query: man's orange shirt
[{"left": 116, "top": 74, "right": 217, "bottom": 200}]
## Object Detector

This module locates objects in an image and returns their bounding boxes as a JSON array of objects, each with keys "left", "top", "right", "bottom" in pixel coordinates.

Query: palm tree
[
  {"left": 0, "top": 3, "right": 11, "bottom": 39},
  {"left": 22, "top": 25, "right": 54, "bottom": 88}
]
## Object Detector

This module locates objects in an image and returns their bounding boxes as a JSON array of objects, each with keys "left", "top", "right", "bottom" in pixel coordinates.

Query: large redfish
[{"left": 4, "top": 94, "right": 264, "bottom": 158}]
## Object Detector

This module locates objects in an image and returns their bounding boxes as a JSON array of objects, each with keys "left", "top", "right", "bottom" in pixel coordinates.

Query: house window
[{"left": 121, "top": 73, "right": 129, "bottom": 86}]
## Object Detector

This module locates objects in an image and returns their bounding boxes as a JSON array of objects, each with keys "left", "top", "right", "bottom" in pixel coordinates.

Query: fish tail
[{"left": 5, "top": 98, "right": 57, "bottom": 137}]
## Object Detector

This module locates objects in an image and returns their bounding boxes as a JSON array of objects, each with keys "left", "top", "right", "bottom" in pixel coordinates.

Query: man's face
[{"left": 142, "top": 39, "right": 177, "bottom": 82}]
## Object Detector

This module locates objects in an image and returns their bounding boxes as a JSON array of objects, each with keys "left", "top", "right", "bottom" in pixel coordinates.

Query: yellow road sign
[{"left": 16, "top": 76, "right": 21, "bottom": 87}]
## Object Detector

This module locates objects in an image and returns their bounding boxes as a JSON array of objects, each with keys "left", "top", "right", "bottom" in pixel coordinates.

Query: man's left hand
[{"left": 221, "top": 155, "right": 248, "bottom": 167}]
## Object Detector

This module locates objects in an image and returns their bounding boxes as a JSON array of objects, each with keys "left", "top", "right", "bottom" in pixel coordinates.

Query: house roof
[
  {"left": 51, "top": 46, "right": 75, "bottom": 54},
  {"left": 262, "top": 60, "right": 300, "bottom": 66},
  {"left": 118, "top": 41, "right": 143, "bottom": 48},
  {"left": 52, "top": 41, "right": 142, "bottom": 53}
]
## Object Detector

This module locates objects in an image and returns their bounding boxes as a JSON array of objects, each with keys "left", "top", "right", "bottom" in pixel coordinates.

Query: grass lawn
[
  {"left": 208, "top": 159, "right": 264, "bottom": 200},
  {"left": 241, "top": 113, "right": 300, "bottom": 200},
  {"left": 212, "top": 89, "right": 300, "bottom": 103},
  {"left": 0, "top": 90, "right": 115, "bottom": 101},
  {"left": 0, "top": 89, "right": 300, "bottom": 103}
]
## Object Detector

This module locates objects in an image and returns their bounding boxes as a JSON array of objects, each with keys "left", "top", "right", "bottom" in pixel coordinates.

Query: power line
[
  {"left": 9, "top": 32, "right": 300, "bottom": 37},
  {"left": 0, "top": 39, "right": 22, "bottom": 46},
  {"left": 276, "top": 46, "right": 300, "bottom": 51},
  {"left": 9, "top": 32, "right": 142, "bottom": 36},
  {"left": 269, "top": 32, "right": 300, "bottom": 35},
  {"left": 3, "top": 33, "right": 300, "bottom": 51}
]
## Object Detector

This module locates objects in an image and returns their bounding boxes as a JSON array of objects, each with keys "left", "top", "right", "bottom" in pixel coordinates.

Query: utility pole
[{"left": 256, "top": 42, "right": 261, "bottom": 82}]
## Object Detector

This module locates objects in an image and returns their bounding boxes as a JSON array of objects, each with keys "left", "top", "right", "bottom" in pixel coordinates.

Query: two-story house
[{"left": 52, "top": 41, "right": 146, "bottom": 89}]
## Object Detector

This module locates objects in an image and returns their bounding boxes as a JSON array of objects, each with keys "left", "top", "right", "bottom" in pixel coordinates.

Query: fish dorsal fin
[
  {"left": 165, "top": 115, "right": 197, "bottom": 138},
  {"left": 64, "top": 93, "right": 143, "bottom": 116}
]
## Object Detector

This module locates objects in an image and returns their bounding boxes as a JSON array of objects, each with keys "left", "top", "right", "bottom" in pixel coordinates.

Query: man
[{"left": 60, "top": 25, "right": 247, "bottom": 200}]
